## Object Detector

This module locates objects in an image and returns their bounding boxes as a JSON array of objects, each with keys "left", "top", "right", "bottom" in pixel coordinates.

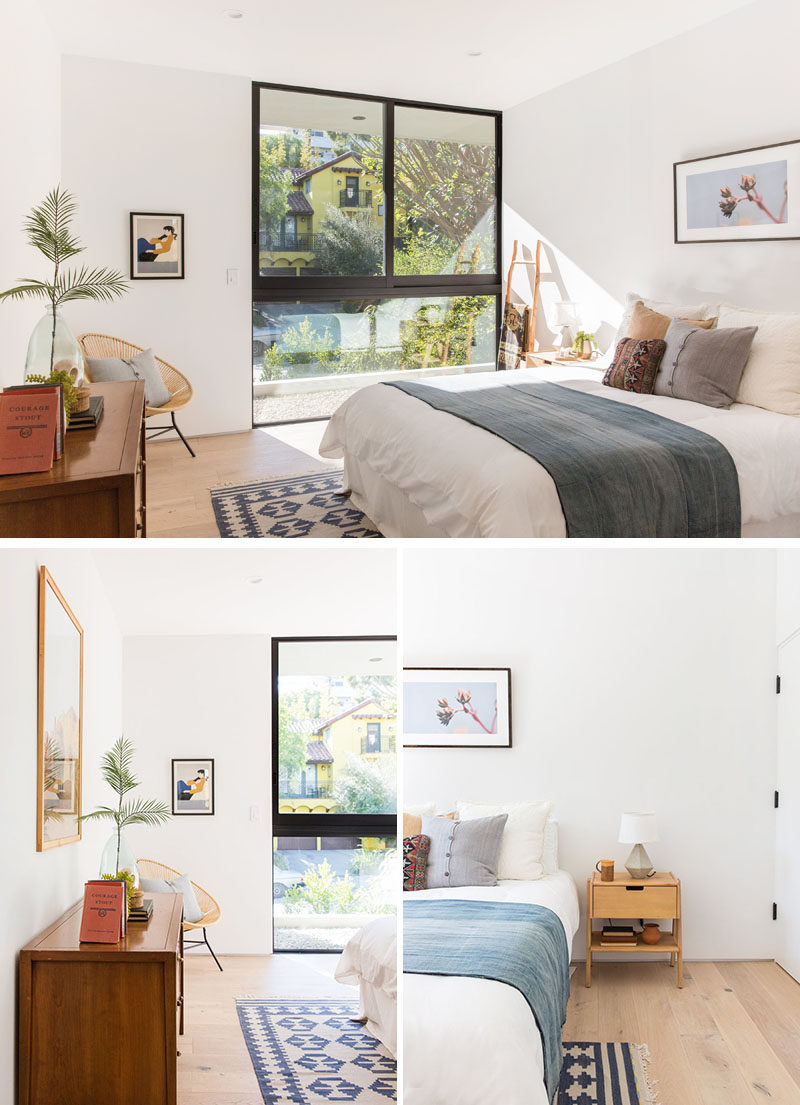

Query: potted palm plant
[
  {"left": 79, "top": 737, "right": 170, "bottom": 886},
  {"left": 0, "top": 185, "right": 127, "bottom": 398}
]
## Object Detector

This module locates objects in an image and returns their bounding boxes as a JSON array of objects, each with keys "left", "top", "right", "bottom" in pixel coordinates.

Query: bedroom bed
[
  {"left": 335, "top": 914, "right": 397, "bottom": 1058},
  {"left": 404, "top": 871, "right": 580, "bottom": 1105},
  {"left": 319, "top": 363, "right": 800, "bottom": 539}
]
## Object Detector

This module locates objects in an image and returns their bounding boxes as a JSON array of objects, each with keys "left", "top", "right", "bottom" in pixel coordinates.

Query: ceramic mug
[{"left": 595, "top": 859, "right": 614, "bottom": 882}]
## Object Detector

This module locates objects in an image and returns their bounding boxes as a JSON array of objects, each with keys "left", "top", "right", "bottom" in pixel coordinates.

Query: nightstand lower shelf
[{"left": 590, "top": 932, "right": 679, "bottom": 953}]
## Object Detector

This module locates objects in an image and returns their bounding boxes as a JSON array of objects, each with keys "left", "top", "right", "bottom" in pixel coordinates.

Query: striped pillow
[{"left": 603, "top": 337, "right": 666, "bottom": 394}]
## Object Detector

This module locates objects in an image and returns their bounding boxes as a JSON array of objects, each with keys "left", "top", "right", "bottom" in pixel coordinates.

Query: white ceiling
[
  {"left": 92, "top": 547, "right": 397, "bottom": 637},
  {"left": 41, "top": 0, "right": 755, "bottom": 110}
]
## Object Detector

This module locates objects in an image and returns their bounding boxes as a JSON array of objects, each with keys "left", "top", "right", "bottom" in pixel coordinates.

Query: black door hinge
[
  {"left": 777, "top": 675, "right": 782, "bottom": 694},
  {"left": 775, "top": 790, "right": 780, "bottom": 808},
  {"left": 773, "top": 902, "right": 778, "bottom": 921}
]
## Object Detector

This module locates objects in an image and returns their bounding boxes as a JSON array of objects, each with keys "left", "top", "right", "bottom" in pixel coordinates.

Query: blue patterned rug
[
  {"left": 211, "top": 472, "right": 382, "bottom": 538},
  {"left": 237, "top": 998, "right": 396, "bottom": 1103},
  {"left": 557, "top": 1042, "right": 658, "bottom": 1104}
]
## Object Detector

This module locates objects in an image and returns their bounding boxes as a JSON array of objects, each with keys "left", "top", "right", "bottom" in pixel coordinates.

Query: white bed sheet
[
  {"left": 335, "top": 914, "right": 397, "bottom": 1057},
  {"left": 404, "top": 871, "right": 580, "bottom": 1105},
  {"left": 320, "top": 366, "right": 800, "bottom": 537}
]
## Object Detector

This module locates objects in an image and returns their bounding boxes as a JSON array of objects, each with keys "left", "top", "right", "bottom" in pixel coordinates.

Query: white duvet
[
  {"left": 336, "top": 914, "right": 397, "bottom": 1057},
  {"left": 320, "top": 366, "right": 800, "bottom": 537},
  {"left": 404, "top": 872, "right": 580, "bottom": 1105}
]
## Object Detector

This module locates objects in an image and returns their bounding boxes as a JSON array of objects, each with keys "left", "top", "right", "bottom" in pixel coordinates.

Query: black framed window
[
  {"left": 271, "top": 636, "right": 397, "bottom": 951},
  {"left": 252, "top": 81, "right": 502, "bottom": 426}
]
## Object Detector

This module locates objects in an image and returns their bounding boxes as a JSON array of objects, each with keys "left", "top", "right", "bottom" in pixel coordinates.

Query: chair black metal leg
[
  {"left": 203, "top": 927, "right": 223, "bottom": 971},
  {"left": 171, "top": 412, "right": 196, "bottom": 457}
]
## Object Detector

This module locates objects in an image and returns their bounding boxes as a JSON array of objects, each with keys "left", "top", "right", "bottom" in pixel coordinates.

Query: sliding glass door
[
  {"left": 252, "top": 83, "right": 501, "bottom": 425},
  {"left": 271, "top": 636, "right": 397, "bottom": 951}
]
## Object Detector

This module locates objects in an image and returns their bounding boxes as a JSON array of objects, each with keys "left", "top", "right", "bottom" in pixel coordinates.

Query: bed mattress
[
  {"left": 404, "top": 871, "right": 580, "bottom": 1105},
  {"left": 320, "top": 366, "right": 800, "bottom": 537}
]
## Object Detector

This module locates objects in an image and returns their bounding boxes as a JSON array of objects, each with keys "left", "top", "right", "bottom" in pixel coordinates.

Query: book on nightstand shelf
[{"left": 599, "top": 925, "right": 637, "bottom": 947}]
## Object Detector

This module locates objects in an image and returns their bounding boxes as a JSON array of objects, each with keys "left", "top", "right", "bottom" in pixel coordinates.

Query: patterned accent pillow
[
  {"left": 403, "top": 834, "right": 431, "bottom": 892},
  {"left": 603, "top": 337, "right": 666, "bottom": 394}
]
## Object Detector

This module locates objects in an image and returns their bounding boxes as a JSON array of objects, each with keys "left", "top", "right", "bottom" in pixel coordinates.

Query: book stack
[
  {"left": 599, "top": 925, "right": 638, "bottom": 948},
  {"left": 128, "top": 897, "right": 154, "bottom": 924},
  {"left": 67, "top": 394, "right": 104, "bottom": 431},
  {"left": 79, "top": 879, "right": 127, "bottom": 943},
  {"left": 0, "top": 383, "right": 65, "bottom": 475}
]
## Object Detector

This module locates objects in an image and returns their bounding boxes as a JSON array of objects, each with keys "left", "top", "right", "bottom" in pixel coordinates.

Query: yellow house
[
  {"left": 279, "top": 697, "right": 396, "bottom": 814},
  {"left": 260, "top": 151, "right": 384, "bottom": 276}
]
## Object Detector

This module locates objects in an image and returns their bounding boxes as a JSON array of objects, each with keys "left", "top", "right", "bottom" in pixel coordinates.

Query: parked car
[
  {"left": 273, "top": 866, "right": 306, "bottom": 900},
  {"left": 253, "top": 307, "right": 281, "bottom": 361}
]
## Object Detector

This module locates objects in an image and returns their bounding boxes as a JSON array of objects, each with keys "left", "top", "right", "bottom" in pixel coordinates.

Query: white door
[{"left": 776, "top": 631, "right": 800, "bottom": 982}]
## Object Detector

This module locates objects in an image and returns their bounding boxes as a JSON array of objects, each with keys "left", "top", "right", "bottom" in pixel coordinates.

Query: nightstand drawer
[{"left": 593, "top": 884, "right": 677, "bottom": 918}]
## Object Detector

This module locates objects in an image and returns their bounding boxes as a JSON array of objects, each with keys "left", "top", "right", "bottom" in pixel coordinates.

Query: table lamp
[
  {"left": 618, "top": 812, "right": 659, "bottom": 879},
  {"left": 554, "top": 300, "right": 579, "bottom": 355}
]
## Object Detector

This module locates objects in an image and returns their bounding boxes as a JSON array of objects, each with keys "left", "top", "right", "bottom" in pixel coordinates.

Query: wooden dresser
[
  {"left": 19, "top": 892, "right": 184, "bottom": 1105},
  {"left": 0, "top": 380, "right": 146, "bottom": 537}
]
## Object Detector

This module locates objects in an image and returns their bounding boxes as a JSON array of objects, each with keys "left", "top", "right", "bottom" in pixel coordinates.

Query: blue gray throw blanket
[
  {"left": 386, "top": 378, "right": 741, "bottom": 537},
  {"left": 404, "top": 899, "right": 569, "bottom": 1103}
]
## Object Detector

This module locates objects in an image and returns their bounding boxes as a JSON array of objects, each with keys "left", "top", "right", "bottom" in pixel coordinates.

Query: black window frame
[{"left": 252, "top": 81, "right": 502, "bottom": 426}]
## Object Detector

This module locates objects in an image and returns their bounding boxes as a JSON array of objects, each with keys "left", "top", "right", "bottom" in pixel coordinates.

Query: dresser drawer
[{"left": 593, "top": 883, "right": 678, "bottom": 918}]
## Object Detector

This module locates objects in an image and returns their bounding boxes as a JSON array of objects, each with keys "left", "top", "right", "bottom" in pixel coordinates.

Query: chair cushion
[
  {"left": 86, "top": 347, "right": 172, "bottom": 408},
  {"left": 139, "top": 872, "right": 205, "bottom": 922}
]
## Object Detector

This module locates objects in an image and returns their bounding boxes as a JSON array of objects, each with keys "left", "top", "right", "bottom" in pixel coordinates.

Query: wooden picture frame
[
  {"left": 402, "top": 667, "right": 511, "bottom": 748},
  {"left": 172, "top": 758, "right": 215, "bottom": 815},
  {"left": 674, "top": 139, "right": 800, "bottom": 243},
  {"left": 130, "top": 212, "right": 185, "bottom": 278},
  {"left": 37, "top": 567, "right": 84, "bottom": 851}
]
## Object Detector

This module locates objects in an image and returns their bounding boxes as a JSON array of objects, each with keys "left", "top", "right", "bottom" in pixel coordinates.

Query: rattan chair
[
  {"left": 77, "top": 333, "right": 196, "bottom": 457},
  {"left": 137, "top": 858, "right": 223, "bottom": 970}
]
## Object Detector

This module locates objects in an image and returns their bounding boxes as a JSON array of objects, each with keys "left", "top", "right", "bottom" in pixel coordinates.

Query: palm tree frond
[
  {"left": 119, "top": 797, "right": 171, "bottom": 827},
  {"left": 54, "top": 266, "right": 129, "bottom": 305},
  {"left": 0, "top": 282, "right": 54, "bottom": 303},
  {"left": 77, "top": 806, "right": 120, "bottom": 823},
  {"left": 99, "top": 737, "right": 139, "bottom": 797}
]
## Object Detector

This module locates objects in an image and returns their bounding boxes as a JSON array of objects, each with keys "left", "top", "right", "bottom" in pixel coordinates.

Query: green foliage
[
  {"left": 347, "top": 848, "right": 386, "bottom": 877},
  {"left": 273, "top": 851, "right": 289, "bottom": 871},
  {"left": 393, "top": 229, "right": 456, "bottom": 277},
  {"left": 27, "top": 368, "right": 79, "bottom": 424},
  {"left": 331, "top": 753, "right": 395, "bottom": 816},
  {"left": 101, "top": 870, "right": 136, "bottom": 907},
  {"left": 262, "top": 317, "right": 339, "bottom": 381},
  {"left": 0, "top": 185, "right": 127, "bottom": 374},
  {"left": 283, "top": 859, "right": 364, "bottom": 915},
  {"left": 313, "top": 206, "right": 382, "bottom": 277},
  {"left": 79, "top": 737, "right": 170, "bottom": 872},
  {"left": 259, "top": 137, "right": 294, "bottom": 241}
]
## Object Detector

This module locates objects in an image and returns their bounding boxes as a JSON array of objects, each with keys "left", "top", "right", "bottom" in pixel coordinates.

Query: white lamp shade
[
  {"left": 618, "top": 812, "right": 659, "bottom": 844},
  {"left": 554, "top": 300, "right": 579, "bottom": 327}
]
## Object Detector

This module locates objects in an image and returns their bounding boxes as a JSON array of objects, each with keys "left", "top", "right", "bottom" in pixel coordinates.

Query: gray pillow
[
  {"left": 654, "top": 320, "right": 757, "bottom": 408},
  {"left": 86, "top": 347, "right": 171, "bottom": 408},
  {"left": 421, "top": 813, "right": 508, "bottom": 889},
  {"left": 139, "top": 872, "right": 204, "bottom": 922}
]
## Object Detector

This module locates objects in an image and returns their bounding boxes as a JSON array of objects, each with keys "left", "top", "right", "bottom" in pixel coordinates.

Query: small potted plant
[{"left": 572, "top": 330, "right": 597, "bottom": 360}]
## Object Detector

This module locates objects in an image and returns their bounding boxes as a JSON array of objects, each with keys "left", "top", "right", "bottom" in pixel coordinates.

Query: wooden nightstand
[{"left": 585, "top": 871, "right": 682, "bottom": 988}]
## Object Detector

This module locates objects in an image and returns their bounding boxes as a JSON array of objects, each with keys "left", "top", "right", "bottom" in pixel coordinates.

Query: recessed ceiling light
[
  {"left": 246, "top": 575, "right": 263, "bottom": 585},
  {"left": 368, "top": 656, "right": 383, "bottom": 663},
  {"left": 467, "top": 50, "right": 482, "bottom": 57},
  {"left": 352, "top": 115, "right": 366, "bottom": 121},
  {"left": 224, "top": 8, "right": 245, "bottom": 19}
]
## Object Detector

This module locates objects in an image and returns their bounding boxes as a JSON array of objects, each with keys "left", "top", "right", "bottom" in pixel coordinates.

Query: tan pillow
[
  {"left": 627, "top": 300, "right": 717, "bottom": 341},
  {"left": 403, "top": 809, "right": 455, "bottom": 838}
]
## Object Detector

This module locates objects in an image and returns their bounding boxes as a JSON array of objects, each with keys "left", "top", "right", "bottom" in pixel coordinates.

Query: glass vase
[
  {"left": 24, "top": 308, "right": 84, "bottom": 385},
  {"left": 100, "top": 830, "right": 140, "bottom": 887}
]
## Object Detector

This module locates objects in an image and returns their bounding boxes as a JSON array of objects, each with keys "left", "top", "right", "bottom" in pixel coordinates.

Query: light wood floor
[
  {"left": 146, "top": 422, "right": 332, "bottom": 538},
  {"left": 565, "top": 960, "right": 800, "bottom": 1105},
  {"left": 179, "top": 952, "right": 353, "bottom": 1104},
  {"left": 183, "top": 956, "right": 800, "bottom": 1104}
]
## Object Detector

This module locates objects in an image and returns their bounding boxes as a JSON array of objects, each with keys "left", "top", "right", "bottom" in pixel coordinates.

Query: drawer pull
[
  {"left": 177, "top": 954, "right": 184, "bottom": 962},
  {"left": 177, "top": 1050, "right": 182, "bottom": 1057},
  {"left": 625, "top": 886, "right": 644, "bottom": 891},
  {"left": 177, "top": 996, "right": 184, "bottom": 1007}
]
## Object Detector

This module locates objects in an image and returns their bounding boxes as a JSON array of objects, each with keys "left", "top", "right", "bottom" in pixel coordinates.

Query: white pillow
[
  {"left": 717, "top": 304, "right": 800, "bottom": 416},
  {"left": 542, "top": 819, "right": 559, "bottom": 876},
  {"left": 404, "top": 802, "right": 436, "bottom": 817},
  {"left": 616, "top": 292, "right": 712, "bottom": 342},
  {"left": 456, "top": 799, "right": 552, "bottom": 880}
]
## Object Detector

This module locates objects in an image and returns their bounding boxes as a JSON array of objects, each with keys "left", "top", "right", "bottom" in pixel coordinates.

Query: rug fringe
[
  {"left": 632, "top": 1043, "right": 661, "bottom": 1105},
  {"left": 209, "top": 462, "right": 342, "bottom": 491}
]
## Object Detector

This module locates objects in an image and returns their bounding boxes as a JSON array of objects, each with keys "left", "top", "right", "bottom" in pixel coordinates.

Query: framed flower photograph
[
  {"left": 37, "top": 567, "right": 84, "bottom": 851},
  {"left": 674, "top": 139, "right": 800, "bottom": 243},
  {"left": 172, "top": 758, "right": 214, "bottom": 815},
  {"left": 402, "top": 667, "right": 511, "bottom": 748},
  {"left": 130, "top": 212, "right": 184, "bottom": 278}
]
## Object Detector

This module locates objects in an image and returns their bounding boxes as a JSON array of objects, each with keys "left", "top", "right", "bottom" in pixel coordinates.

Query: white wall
[
  {"left": 503, "top": 0, "right": 800, "bottom": 348},
  {"left": 776, "top": 550, "right": 800, "bottom": 644},
  {"left": 1, "top": 550, "right": 122, "bottom": 1105},
  {"left": 403, "top": 548, "right": 777, "bottom": 962},
  {"left": 61, "top": 56, "right": 252, "bottom": 437},
  {"left": 0, "top": 0, "right": 61, "bottom": 388},
  {"left": 122, "top": 636, "right": 272, "bottom": 954}
]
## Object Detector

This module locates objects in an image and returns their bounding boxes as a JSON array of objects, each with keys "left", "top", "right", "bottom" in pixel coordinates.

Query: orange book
[
  {"left": 79, "top": 881, "right": 125, "bottom": 943},
  {"left": 0, "top": 391, "right": 59, "bottom": 475}
]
